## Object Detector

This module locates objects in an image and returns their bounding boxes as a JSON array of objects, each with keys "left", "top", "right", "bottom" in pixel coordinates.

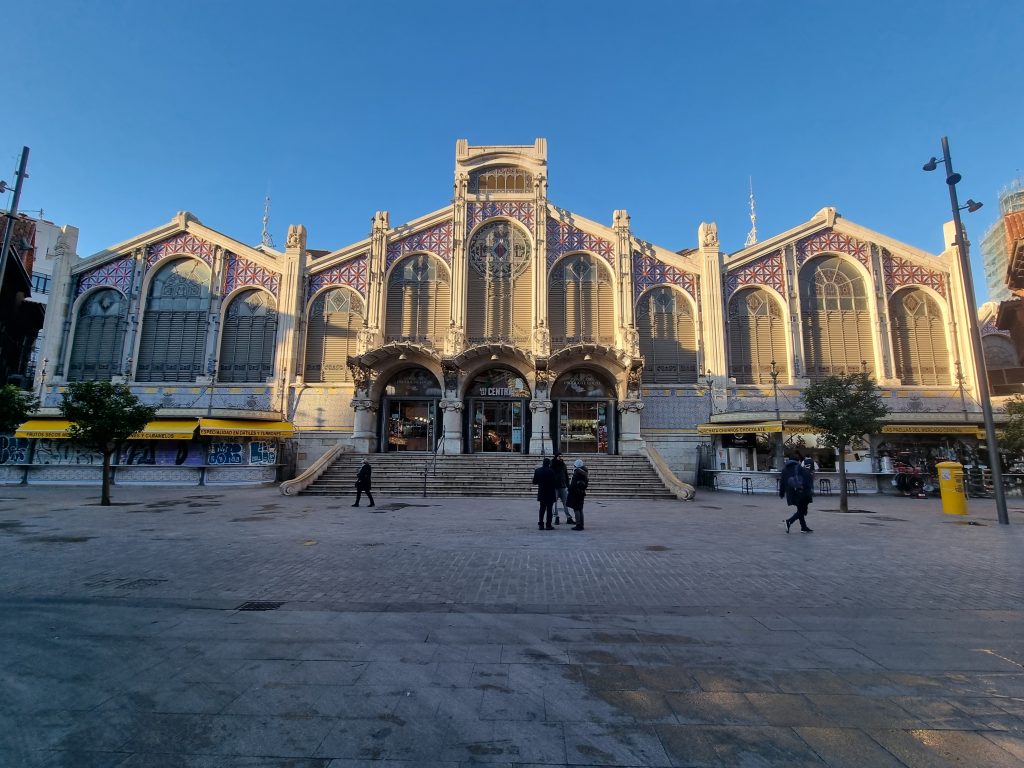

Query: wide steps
[{"left": 302, "top": 454, "right": 678, "bottom": 499}]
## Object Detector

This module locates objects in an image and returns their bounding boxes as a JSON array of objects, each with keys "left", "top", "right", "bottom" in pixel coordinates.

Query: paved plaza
[{"left": 1, "top": 482, "right": 1023, "bottom": 767}]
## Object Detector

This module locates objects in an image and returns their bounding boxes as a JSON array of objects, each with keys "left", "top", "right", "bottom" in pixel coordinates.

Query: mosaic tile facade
[
  {"left": 75, "top": 255, "right": 135, "bottom": 298},
  {"left": 224, "top": 252, "right": 281, "bottom": 297},
  {"left": 632, "top": 252, "right": 699, "bottom": 300},
  {"left": 796, "top": 228, "right": 871, "bottom": 270},
  {"left": 308, "top": 254, "right": 368, "bottom": 299},
  {"left": 385, "top": 220, "right": 454, "bottom": 270},
  {"left": 882, "top": 250, "right": 947, "bottom": 299},
  {"left": 466, "top": 202, "right": 535, "bottom": 230},
  {"left": 546, "top": 217, "right": 615, "bottom": 266},
  {"left": 146, "top": 232, "right": 216, "bottom": 268},
  {"left": 724, "top": 251, "right": 785, "bottom": 297},
  {"left": 981, "top": 318, "right": 1011, "bottom": 338}
]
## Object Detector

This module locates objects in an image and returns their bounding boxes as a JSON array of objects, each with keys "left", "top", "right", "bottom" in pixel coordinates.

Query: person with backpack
[
  {"left": 550, "top": 452, "right": 574, "bottom": 525},
  {"left": 779, "top": 453, "right": 813, "bottom": 532},
  {"left": 566, "top": 459, "right": 590, "bottom": 531}
]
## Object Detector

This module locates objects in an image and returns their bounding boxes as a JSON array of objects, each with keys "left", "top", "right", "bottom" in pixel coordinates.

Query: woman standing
[
  {"left": 566, "top": 459, "right": 590, "bottom": 531},
  {"left": 353, "top": 459, "right": 375, "bottom": 508}
]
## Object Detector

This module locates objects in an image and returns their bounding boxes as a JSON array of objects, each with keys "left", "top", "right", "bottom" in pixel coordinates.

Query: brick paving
[{"left": 1, "top": 484, "right": 1023, "bottom": 766}]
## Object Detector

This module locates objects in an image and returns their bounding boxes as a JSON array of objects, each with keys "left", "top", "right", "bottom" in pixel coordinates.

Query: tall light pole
[
  {"left": 0, "top": 147, "right": 30, "bottom": 301},
  {"left": 769, "top": 359, "right": 784, "bottom": 468},
  {"left": 924, "top": 137, "right": 1008, "bottom": 525}
]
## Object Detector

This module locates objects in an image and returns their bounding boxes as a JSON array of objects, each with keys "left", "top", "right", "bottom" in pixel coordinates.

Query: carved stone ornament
[
  {"left": 622, "top": 326, "right": 640, "bottom": 356},
  {"left": 627, "top": 365, "right": 643, "bottom": 396},
  {"left": 529, "top": 399, "right": 553, "bottom": 414},
  {"left": 441, "top": 361, "right": 462, "bottom": 393},
  {"left": 533, "top": 367, "right": 555, "bottom": 392},
  {"left": 351, "top": 397, "right": 378, "bottom": 413},
  {"left": 532, "top": 321, "right": 551, "bottom": 352},
  {"left": 618, "top": 399, "right": 645, "bottom": 414},
  {"left": 286, "top": 225, "right": 305, "bottom": 250},
  {"left": 701, "top": 222, "right": 719, "bottom": 249},
  {"left": 347, "top": 359, "right": 375, "bottom": 394},
  {"left": 445, "top": 322, "right": 465, "bottom": 354},
  {"left": 439, "top": 398, "right": 465, "bottom": 413}
]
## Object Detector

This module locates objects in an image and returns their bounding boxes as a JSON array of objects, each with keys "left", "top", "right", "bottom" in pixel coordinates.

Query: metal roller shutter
[
  {"left": 636, "top": 286, "right": 698, "bottom": 383},
  {"left": 890, "top": 289, "right": 950, "bottom": 385},
  {"left": 304, "top": 288, "right": 363, "bottom": 382},
  {"left": 67, "top": 289, "right": 127, "bottom": 381},
  {"left": 218, "top": 289, "right": 278, "bottom": 383},
  {"left": 727, "top": 288, "right": 787, "bottom": 384}
]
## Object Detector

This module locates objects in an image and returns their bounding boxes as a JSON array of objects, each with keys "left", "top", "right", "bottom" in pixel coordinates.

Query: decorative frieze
[
  {"left": 796, "top": 229, "right": 870, "bottom": 270},
  {"left": 466, "top": 202, "right": 535, "bottom": 230},
  {"left": 881, "top": 250, "right": 946, "bottom": 299},
  {"left": 146, "top": 232, "right": 216, "bottom": 268},
  {"left": 546, "top": 217, "right": 615, "bottom": 266},
  {"left": 386, "top": 220, "right": 454, "bottom": 269},
  {"left": 308, "top": 254, "right": 368, "bottom": 299},
  {"left": 632, "top": 251, "right": 698, "bottom": 300},
  {"left": 75, "top": 255, "right": 135, "bottom": 298},
  {"left": 725, "top": 251, "right": 785, "bottom": 296},
  {"left": 224, "top": 252, "right": 281, "bottom": 296}
]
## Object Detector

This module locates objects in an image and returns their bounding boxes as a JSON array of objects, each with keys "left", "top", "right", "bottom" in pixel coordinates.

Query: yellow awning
[
  {"left": 128, "top": 420, "right": 198, "bottom": 440},
  {"left": 15, "top": 419, "right": 72, "bottom": 438},
  {"left": 697, "top": 421, "right": 783, "bottom": 435},
  {"left": 198, "top": 418, "right": 295, "bottom": 438},
  {"left": 881, "top": 425, "right": 979, "bottom": 435}
]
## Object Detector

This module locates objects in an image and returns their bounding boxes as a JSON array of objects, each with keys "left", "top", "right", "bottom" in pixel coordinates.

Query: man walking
[
  {"left": 532, "top": 457, "right": 557, "bottom": 530},
  {"left": 566, "top": 459, "right": 589, "bottom": 531},
  {"left": 779, "top": 453, "right": 813, "bottom": 532},
  {"left": 551, "top": 452, "right": 574, "bottom": 525},
  {"left": 353, "top": 459, "right": 375, "bottom": 508}
]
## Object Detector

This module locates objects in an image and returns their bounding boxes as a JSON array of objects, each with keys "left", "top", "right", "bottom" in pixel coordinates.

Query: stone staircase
[{"left": 302, "top": 452, "right": 679, "bottom": 500}]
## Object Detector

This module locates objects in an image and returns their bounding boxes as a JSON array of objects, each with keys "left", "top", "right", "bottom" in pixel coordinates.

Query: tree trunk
[
  {"left": 837, "top": 442, "right": 848, "bottom": 514},
  {"left": 101, "top": 448, "right": 112, "bottom": 506}
]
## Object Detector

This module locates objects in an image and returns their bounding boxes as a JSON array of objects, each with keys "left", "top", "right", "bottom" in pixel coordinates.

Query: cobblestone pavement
[{"left": 1, "top": 484, "right": 1023, "bottom": 767}]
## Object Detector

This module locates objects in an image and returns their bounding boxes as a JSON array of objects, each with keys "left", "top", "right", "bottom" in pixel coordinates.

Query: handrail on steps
[
  {"left": 280, "top": 442, "right": 349, "bottom": 496},
  {"left": 642, "top": 443, "right": 696, "bottom": 500},
  {"left": 423, "top": 436, "right": 444, "bottom": 497}
]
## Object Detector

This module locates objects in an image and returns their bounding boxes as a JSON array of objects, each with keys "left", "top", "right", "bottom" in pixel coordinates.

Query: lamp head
[
  {"left": 946, "top": 172, "right": 962, "bottom": 186},
  {"left": 922, "top": 157, "right": 939, "bottom": 172},
  {"left": 965, "top": 199, "right": 983, "bottom": 213}
]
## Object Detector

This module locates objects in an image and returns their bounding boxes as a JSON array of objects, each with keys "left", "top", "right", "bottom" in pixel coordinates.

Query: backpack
[{"left": 786, "top": 469, "right": 807, "bottom": 497}]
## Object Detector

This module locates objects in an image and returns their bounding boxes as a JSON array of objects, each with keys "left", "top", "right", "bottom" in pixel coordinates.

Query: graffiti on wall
[
  {"left": 249, "top": 441, "right": 277, "bottom": 465},
  {"left": 119, "top": 441, "right": 205, "bottom": 466},
  {"left": 207, "top": 442, "right": 243, "bottom": 465},
  {"left": 0, "top": 436, "right": 28, "bottom": 465},
  {"left": 33, "top": 440, "right": 103, "bottom": 465}
]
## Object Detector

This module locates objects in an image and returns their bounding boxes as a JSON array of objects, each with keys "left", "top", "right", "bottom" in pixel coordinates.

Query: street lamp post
[
  {"left": 0, "top": 147, "right": 30, "bottom": 306},
  {"left": 769, "top": 360, "right": 784, "bottom": 468},
  {"left": 924, "top": 137, "right": 1008, "bottom": 525}
]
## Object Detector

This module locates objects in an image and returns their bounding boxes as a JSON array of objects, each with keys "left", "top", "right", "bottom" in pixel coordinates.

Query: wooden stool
[
  {"left": 846, "top": 478, "right": 859, "bottom": 495},
  {"left": 741, "top": 477, "right": 753, "bottom": 494},
  {"left": 818, "top": 478, "right": 832, "bottom": 496}
]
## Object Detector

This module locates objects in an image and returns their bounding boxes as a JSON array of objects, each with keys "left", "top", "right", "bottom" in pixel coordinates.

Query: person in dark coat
[
  {"left": 550, "top": 452, "right": 574, "bottom": 525},
  {"left": 779, "top": 454, "right": 813, "bottom": 532},
  {"left": 353, "top": 459, "right": 375, "bottom": 507},
  {"left": 566, "top": 459, "right": 589, "bottom": 531},
  {"left": 532, "top": 458, "right": 557, "bottom": 530}
]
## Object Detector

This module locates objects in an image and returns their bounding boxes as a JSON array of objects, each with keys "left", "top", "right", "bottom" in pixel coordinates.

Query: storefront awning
[
  {"left": 129, "top": 420, "right": 198, "bottom": 440},
  {"left": 881, "top": 425, "right": 980, "bottom": 435},
  {"left": 697, "top": 421, "right": 783, "bottom": 435},
  {"left": 198, "top": 418, "right": 295, "bottom": 438},
  {"left": 15, "top": 419, "right": 72, "bottom": 438}
]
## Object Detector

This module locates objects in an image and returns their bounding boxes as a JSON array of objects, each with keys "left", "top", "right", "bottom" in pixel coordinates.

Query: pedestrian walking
[
  {"left": 551, "top": 452, "right": 574, "bottom": 525},
  {"left": 566, "top": 459, "right": 589, "bottom": 531},
  {"left": 779, "top": 453, "right": 813, "bottom": 532},
  {"left": 532, "top": 457, "right": 557, "bottom": 530},
  {"left": 353, "top": 459, "right": 375, "bottom": 507}
]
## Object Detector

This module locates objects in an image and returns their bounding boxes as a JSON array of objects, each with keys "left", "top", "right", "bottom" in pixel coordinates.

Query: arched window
[
  {"left": 469, "top": 166, "right": 533, "bottom": 193},
  {"left": 728, "top": 288, "right": 787, "bottom": 384},
  {"left": 548, "top": 254, "right": 614, "bottom": 350},
  {"left": 304, "top": 288, "right": 363, "bottom": 383},
  {"left": 384, "top": 254, "right": 450, "bottom": 348},
  {"left": 799, "top": 256, "right": 874, "bottom": 380},
  {"left": 218, "top": 289, "right": 277, "bottom": 383},
  {"left": 982, "top": 334, "right": 1018, "bottom": 368},
  {"left": 889, "top": 289, "right": 950, "bottom": 385},
  {"left": 466, "top": 221, "right": 532, "bottom": 344},
  {"left": 67, "top": 288, "right": 127, "bottom": 381},
  {"left": 635, "top": 286, "right": 697, "bottom": 383},
  {"left": 136, "top": 258, "right": 211, "bottom": 382}
]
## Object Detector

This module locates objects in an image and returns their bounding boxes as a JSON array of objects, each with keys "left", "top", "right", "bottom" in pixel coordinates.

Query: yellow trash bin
[{"left": 936, "top": 461, "right": 967, "bottom": 515}]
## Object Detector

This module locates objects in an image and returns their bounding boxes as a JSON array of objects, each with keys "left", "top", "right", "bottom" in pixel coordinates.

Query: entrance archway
[
  {"left": 464, "top": 368, "right": 531, "bottom": 453},
  {"left": 551, "top": 369, "right": 616, "bottom": 454},
  {"left": 380, "top": 367, "right": 443, "bottom": 452}
]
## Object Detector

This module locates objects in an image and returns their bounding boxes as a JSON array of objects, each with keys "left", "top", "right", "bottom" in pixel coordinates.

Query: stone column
[
  {"left": 350, "top": 398, "right": 379, "bottom": 454},
  {"left": 364, "top": 212, "right": 389, "bottom": 349},
  {"left": 613, "top": 210, "right": 636, "bottom": 355},
  {"left": 618, "top": 399, "right": 645, "bottom": 455},
  {"left": 278, "top": 225, "right": 306, "bottom": 413},
  {"left": 533, "top": 173, "right": 548, "bottom": 337},
  {"left": 528, "top": 398, "right": 553, "bottom": 455},
  {"left": 698, "top": 222, "right": 726, "bottom": 376},
  {"left": 438, "top": 398, "right": 464, "bottom": 454},
  {"left": 38, "top": 225, "right": 79, "bottom": 383}
]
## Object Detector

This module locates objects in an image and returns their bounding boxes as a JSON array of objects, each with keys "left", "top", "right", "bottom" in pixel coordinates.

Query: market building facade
[{"left": 14, "top": 139, "right": 996, "bottom": 489}]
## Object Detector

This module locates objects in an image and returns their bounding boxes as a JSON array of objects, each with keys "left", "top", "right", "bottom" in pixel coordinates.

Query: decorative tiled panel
[
  {"left": 632, "top": 252, "right": 698, "bottom": 299},
  {"left": 980, "top": 318, "right": 1011, "bottom": 338},
  {"left": 724, "top": 251, "right": 785, "bottom": 296},
  {"left": 224, "top": 252, "right": 280, "bottom": 297},
  {"left": 74, "top": 255, "right": 135, "bottom": 298},
  {"left": 385, "top": 220, "right": 454, "bottom": 269},
  {"left": 146, "top": 232, "right": 216, "bottom": 268},
  {"left": 546, "top": 217, "right": 615, "bottom": 266},
  {"left": 882, "top": 250, "right": 946, "bottom": 299},
  {"left": 796, "top": 229, "right": 870, "bottom": 270},
  {"left": 467, "top": 202, "right": 535, "bottom": 230},
  {"left": 308, "top": 254, "right": 367, "bottom": 299}
]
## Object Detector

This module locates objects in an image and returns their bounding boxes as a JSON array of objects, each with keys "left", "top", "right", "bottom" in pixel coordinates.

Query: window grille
[
  {"left": 889, "top": 289, "right": 950, "bottom": 385},
  {"left": 727, "top": 288, "right": 787, "bottom": 384},
  {"left": 67, "top": 288, "right": 127, "bottom": 381},
  {"left": 467, "top": 221, "right": 532, "bottom": 344},
  {"left": 136, "top": 259, "right": 212, "bottom": 382},
  {"left": 799, "top": 257, "right": 874, "bottom": 380},
  {"left": 636, "top": 286, "right": 697, "bottom": 383},
  {"left": 218, "top": 289, "right": 278, "bottom": 383},
  {"left": 468, "top": 166, "right": 533, "bottom": 194},
  {"left": 549, "top": 254, "right": 614, "bottom": 351},
  {"left": 384, "top": 254, "right": 450, "bottom": 348},
  {"left": 304, "top": 288, "right": 363, "bottom": 382}
]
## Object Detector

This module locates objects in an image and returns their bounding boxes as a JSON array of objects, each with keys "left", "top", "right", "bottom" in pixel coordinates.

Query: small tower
[{"left": 744, "top": 177, "right": 758, "bottom": 248}]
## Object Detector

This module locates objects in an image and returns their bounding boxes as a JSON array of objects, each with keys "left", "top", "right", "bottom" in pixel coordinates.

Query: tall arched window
[
  {"left": 136, "top": 258, "right": 211, "bottom": 382},
  {"left": 548, "top": 253, "right": 614, "bottom": 350},
  {"left": 67, "top": 288, "right": 127, "bottom": 381},
  {"left": 799, "top": 256, "right": 874, "bottom": 380},
  {"left": 304, "top": 288, "right": 363, "bottom": 383},
  {"left": 728, "top": 287, "right": 788, "bottom": 384},
  {"left": 466, "top": 221, "right": 532, "bottom": 344},
  {"left": 635, "top": 286, "right": 697, "bottom": 383},
  {"left": 384, "top": 254, "right": 450, "bottom": 348},
  {"left": 889, "top": 289, "right": 950, "bottom": 385},
  {"left": 218, "top": 289, "right": 278, "bottom": 383}
]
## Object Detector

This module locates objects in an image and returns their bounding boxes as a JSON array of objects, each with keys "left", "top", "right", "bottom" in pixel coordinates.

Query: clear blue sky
[{"left": 4, "top": 1, "right": 1022, "bottom": 302}]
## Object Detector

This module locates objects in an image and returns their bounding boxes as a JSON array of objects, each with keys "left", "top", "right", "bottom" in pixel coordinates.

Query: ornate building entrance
[
  {"left": 465, "top": 368, "right": 530, "bottom": 453},
  {"left": 551, "top": 369, "right": 616, "bottom": 454},
  {"left": 380, "top": 367, "right": 443, "bottom": 452}
]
